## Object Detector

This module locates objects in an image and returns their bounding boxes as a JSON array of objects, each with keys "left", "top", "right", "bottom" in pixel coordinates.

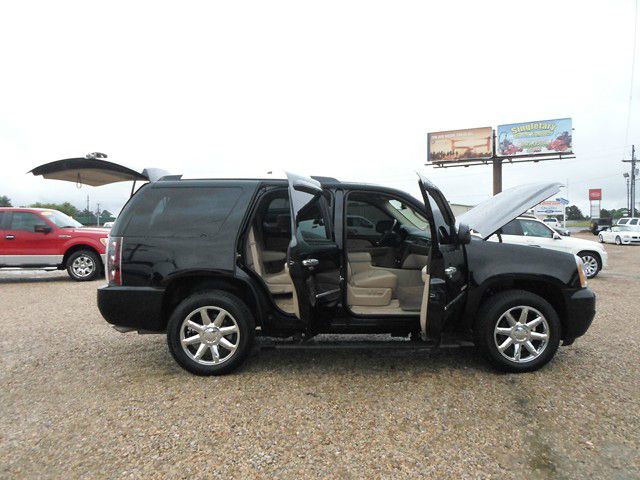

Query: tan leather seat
[
  {"left": 247, "top": 228, "right": 293, "bottom": 294},
  {"left": 350, "top": 269, "right": 397, "bottom": 290}
]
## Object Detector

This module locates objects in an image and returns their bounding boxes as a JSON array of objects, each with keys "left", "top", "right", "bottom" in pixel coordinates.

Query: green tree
[
  {"left": 29, "top": 201, "right": 80, "bottom": 217},
  {"left": 565, "top": 205, "right": 584, "bottom": 220},
  {"left": 0, "top": 195, "right": 11, "bottom": 207}
]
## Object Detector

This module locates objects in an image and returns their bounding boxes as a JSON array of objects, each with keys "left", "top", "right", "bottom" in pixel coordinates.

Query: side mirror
[
  {"left": 553, "top": 232, "right": 561, "bottom": 240},
  {"left": 457, "top": 223, "right": 471, "bottom": 245},
  {"left": 34, "top": 224, "right": 52, "bottom": 234}
]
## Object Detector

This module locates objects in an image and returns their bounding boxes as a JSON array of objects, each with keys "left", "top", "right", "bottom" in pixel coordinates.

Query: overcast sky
[{"left": 1, "top": 0, "right": 638, "bottom": 216}]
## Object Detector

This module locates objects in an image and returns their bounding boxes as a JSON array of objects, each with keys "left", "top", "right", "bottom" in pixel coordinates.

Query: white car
[
  {"left": 102, "top": 221, "right": 115, "bottom": 228},
  {"left": 489, "top": 216, "right": 608, "bottom": 278},
  {"left": 616, "top": 217, "right": 639, "bottom": 229},
  {"left": 599, "top": 225, "right": 640, "bottom": 245},
  {"left": 542, "top": 217, "right": 561, "bottom": 228}
]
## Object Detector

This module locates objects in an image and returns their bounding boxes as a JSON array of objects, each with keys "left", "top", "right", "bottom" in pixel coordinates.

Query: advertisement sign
[
  {"left": 534, "top": 200, "right": 564, "bottom": 216},
  {"left": 428, "top": 127, "right": 493, "bottom": 163},
  {"left": 497, "top": 118, "right": 572, "bottom": 157},
  {"left": 589, "top": 189, "right": 602, "bottom": 201}
]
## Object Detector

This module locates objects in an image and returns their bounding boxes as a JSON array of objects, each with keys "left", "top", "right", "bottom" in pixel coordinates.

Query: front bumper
[
  {"left": 599, "top": 250, "right": 608, "bottom": 269},
  {"left": 97, "top": 285, "right": 165, "bottom": 332},
  {"left": 562, "top": 287, "right": 596, "bottom": 341}
]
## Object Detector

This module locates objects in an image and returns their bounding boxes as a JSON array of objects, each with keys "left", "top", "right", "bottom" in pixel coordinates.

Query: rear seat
[{"left": 246, "top": 228, "right": 293, "bottom": 294}]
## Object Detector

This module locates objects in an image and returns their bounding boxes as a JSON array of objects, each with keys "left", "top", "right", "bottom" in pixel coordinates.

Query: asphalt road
[{"left": 1, "top": 233, "right": 639, "bottom": 479}]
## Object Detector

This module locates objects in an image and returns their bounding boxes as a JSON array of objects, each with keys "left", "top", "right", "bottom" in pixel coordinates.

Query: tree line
[{"left": 0, "top": 196, "right": 115, "bottom": 224}]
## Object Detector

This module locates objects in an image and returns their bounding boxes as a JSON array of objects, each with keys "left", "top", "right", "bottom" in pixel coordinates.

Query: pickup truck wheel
[
  {"left": 475, "top": 290, "right": 561, "bottom": 373},
  {"left": 167, "top": 291, "right": 255, "bottom": 375},
  {"left": 66, "top": 250, "right": 101, "bottom": 281},
  {"left": 578, "top": 251, "right": 601, "bottom": 279}
]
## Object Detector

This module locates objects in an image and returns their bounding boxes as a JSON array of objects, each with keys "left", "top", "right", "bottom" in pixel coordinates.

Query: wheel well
[
  {"left": 161, "top": 275, "right": 260, "bottom": 330},
  {"left": 577, "top": 250, "right": 602, "bottom": 266},
  {"left": 63, "top": 245, "right": 102, "bottom": 267},
  {"left": 474, "top": 279, "right": 567, "bottom": 333}
]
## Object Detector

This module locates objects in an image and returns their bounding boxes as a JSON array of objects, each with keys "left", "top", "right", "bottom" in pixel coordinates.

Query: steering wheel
[{"left": 377, "top": 219, "right": 399, "bottom": 247}]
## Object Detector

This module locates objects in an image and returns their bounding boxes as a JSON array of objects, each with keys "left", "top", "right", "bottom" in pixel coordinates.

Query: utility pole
[
  {"left": 623, "top": 145, "right": 637, "bottom": 216},
  {"left": 96, "top": 202, "right": 101, "bottom": 227}
]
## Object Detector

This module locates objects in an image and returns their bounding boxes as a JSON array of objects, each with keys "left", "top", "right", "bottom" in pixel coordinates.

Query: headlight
[
  {"left": 575, "top": 255, "right": 588, "bottom": 288},
  {"left": 100, "top": 237, "right": 108, "bottom": 247}
]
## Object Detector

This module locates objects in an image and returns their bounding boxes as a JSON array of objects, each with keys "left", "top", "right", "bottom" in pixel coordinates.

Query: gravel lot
[{"left": 1, "top": 233, "right": 639, "bottom": 479}]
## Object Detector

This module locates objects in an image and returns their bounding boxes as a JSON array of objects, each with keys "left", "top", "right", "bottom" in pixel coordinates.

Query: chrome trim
[{"left": 0, "top": 254, "right": 63, "bottom": 266}]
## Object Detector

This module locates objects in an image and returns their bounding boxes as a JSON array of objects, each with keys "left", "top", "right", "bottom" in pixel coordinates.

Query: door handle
[
  {"left": 444, "top": 266, "right": 457, "bottom": 278},
  {"left": 5, "top": 235, "right": 14, "bottom": 240},
  {"left": 302, "top": 258, "right": 320, "bottom": 267}
]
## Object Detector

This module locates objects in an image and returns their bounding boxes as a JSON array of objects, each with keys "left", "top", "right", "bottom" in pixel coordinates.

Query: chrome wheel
[
  {"left": 71, "top": 255, "right": 95, "bottom": 278},
  {"left": 494, "top": 306, "right": 550, "bottom": 363},
  {"left": 179, "top": 306, "right": 240, "bottom": 366},
  {"left": 580, "top": 254, "right": 599, "bottom": 278}
]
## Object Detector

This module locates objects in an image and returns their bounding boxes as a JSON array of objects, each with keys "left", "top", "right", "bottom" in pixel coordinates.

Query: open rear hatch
[{"left": 29, "top": 153, "right": 171, "bottom": 188}]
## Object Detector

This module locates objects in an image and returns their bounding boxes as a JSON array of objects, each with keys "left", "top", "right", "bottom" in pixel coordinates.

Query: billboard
[
  {"left": 428, "top": 127, "right": 493, "bottom": 163},
  {"left": 534, "top": 200, "right": 564, "bottom": 216},
  {"left": 589, "top": 189, "right": 602, "bottom": 201},
  {"left": 497, "top": 118, "right": 572, "bottom": 157}
]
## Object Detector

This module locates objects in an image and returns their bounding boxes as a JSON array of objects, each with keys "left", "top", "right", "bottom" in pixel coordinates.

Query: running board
[{"left": 256, "top": 337, "right": 473, "bottom": 351}]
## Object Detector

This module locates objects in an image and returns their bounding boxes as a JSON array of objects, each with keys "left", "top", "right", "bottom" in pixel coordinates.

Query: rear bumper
[
  {"left": 562, "top": 287, "right": 596, "bottom": 341},
  {"left": 97, "top": 285, "right": 165, "bottom": 332}
]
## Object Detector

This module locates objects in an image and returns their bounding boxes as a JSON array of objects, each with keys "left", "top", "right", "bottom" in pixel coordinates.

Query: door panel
[
  {"left": 1, "top": 212, "right": 63, "bottom": 266},
  {"left": 417, "top": 174, "right": 467, "bottom": 339},
  {"left": 286, "top": 173, "right": 342, "bottom": 328}
]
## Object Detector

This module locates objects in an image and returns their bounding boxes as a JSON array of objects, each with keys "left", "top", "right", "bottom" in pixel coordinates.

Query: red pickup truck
[{"left": 0, "top": 208, "right": 108, "bottom": 281}]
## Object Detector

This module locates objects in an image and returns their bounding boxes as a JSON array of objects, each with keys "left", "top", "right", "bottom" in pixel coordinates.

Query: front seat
[
  {"left": 347, "top": 252, "right": 397, "bottom": 290},
  {"left": 247, "top": 228, "right": 293, "bottom": 294}
]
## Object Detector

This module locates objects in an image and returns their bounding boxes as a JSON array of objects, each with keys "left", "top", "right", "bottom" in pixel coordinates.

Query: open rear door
[
  {"left": 417, "top": 173, "right": 467, "bottom": 340},
  {"left": 29, "top": 154, "right": 150, "bottom": 186},
  {"left": 285, "top": 173, "right": 342, "bottom": 329}
]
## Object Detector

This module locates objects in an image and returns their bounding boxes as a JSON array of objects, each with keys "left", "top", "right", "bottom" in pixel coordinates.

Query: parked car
[
  {"left": 590, "top": 217, "right": 612, "bottom": 235},
  {"left": 102, "top": 221, "right": 115, "bottom": 229},
  {"left": 345, "top": 215, "right": 376, "bottom": 235},
  {"left": 491, "top": 216, "right": 607, "bottom": 279},
  {"left": 74, "top": 169, "right": 594, "bottom": 376},
  {"left": 0, "top": 208, "right": 108, "bottom": 280},
  {"left": 542, "top": 217, "right": 561, "bottom": 228},
  {"left": 598, "top": 225, "right": 640, "bottom": 245},
  {"left": 616, "top": 217, "right": 640, "bottom": 229}
]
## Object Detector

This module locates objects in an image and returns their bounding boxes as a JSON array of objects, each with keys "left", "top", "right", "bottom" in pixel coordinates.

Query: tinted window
[
  {"left": 520, "top": 219, "right": 554, "bottom": 238},
  {"left": 630, "top": 219, "right": 639, "bottom": 225},
  {"left": 618, "top": 218, "right": 629, "bottom": 225},
  {"left": 123, "top": 187, "right": 243, "bottom": 238},
  {"left": 0, "top": 211, "right": 5, "bottom": 230},
  {"left": 10, "top": 212, "right": 43, "bottom": 231},
  {"left": 297, "top": 198, "right": 330, "bottom": 241},
  {"left": 501, "top": 219, "right": 523, "bottom": 235}
]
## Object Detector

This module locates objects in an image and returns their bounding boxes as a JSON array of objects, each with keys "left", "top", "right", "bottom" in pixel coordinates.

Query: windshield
[
  {"left": 40, "top": 210, "right": 83, "bottom": 228},
  {"left": 386, "top": 199, "right": 429, "bottom": 231}
]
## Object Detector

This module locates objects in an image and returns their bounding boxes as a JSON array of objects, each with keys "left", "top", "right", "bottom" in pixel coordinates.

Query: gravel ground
[{"left": 1, "top": 233, "right": 639, "bottom": 479}]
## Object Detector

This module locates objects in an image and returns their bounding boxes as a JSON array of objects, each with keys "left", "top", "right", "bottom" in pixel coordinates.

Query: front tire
[
  {"left": 615, "top": 236, "right": 622, "bottom": 246},
  {"left": 167, "top": 290, "right": 255, "bottom": 375},
  {"left": 578, "top": 251, "right": 601, "bottom": 279},
  {"left": 66, "top": 249, "right": 101, "bottom": 281},
  {"left": 475, "top": 290, "right": 561, "bottom": 373},
  {"left": 598, "top": 234, "right": 604, "bottom": 243}
]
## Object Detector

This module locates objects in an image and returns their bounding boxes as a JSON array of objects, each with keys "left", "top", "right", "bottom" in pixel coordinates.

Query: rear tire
[
  {"left": 66, "top": 249, "right": 101, "bottom": 281},
  {"left": 474, "top": 290, "right": 561, "bottom": 373},
  {"left": 167, "top": 290, "right": 255, "bottom": 375}
]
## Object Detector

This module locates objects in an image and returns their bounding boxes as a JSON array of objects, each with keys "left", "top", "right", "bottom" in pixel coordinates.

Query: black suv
[{"left": 90, "top": 172, "right": 596, "bottom": 375}]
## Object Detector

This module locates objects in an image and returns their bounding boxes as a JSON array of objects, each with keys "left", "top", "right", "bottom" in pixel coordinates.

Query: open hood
[
  {"left": 458, "top": 182, "right": 563, "bottom": 239},
  {"left": 29, "top": 154, "right": 151, "bottom": 187}
]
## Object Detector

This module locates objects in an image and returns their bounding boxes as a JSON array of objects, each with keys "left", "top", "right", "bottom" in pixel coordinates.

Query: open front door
[
  {"left": 286, "top": 173, "right": 342, "bottom": 329},
  {"left": 417, "top": 173, "right": 467, "bottom": 340}
]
